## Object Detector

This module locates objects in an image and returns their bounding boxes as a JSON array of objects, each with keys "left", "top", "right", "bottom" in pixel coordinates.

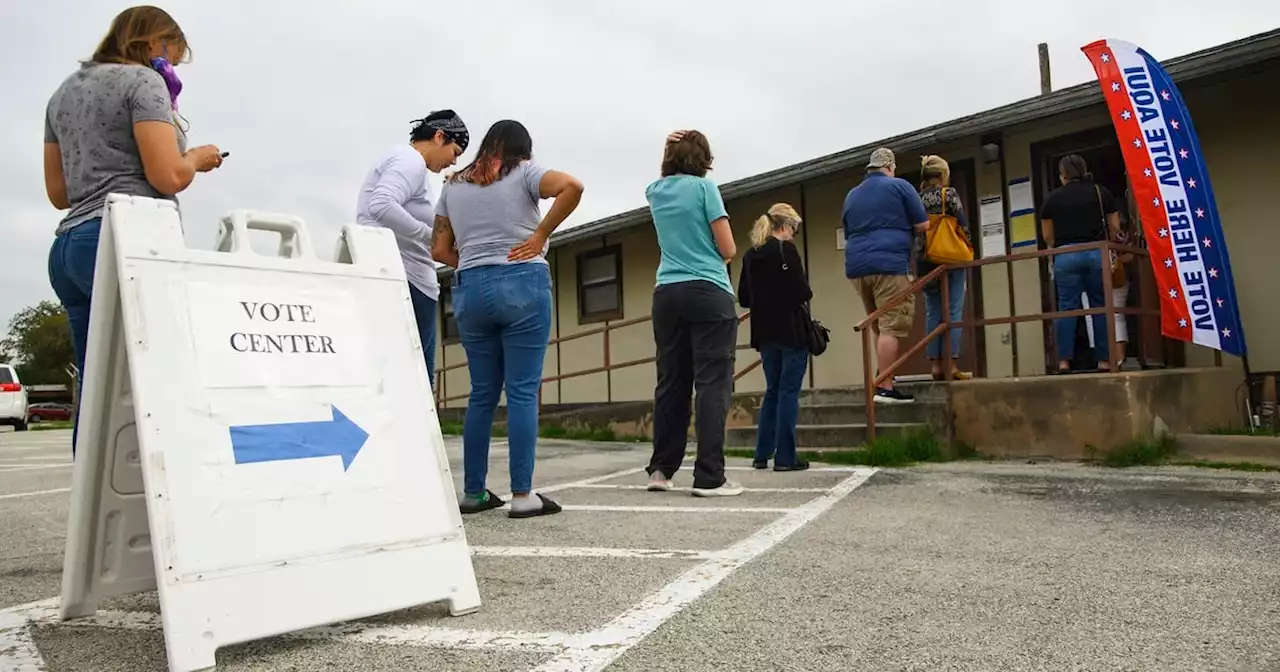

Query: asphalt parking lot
[{"left": 3, "top": 428, "right": 1280, "bottom": 671}]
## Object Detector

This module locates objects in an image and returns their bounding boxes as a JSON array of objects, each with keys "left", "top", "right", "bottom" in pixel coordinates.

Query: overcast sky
[{"left": 1, "top": 1, "right": 1276, "bottom": 329}]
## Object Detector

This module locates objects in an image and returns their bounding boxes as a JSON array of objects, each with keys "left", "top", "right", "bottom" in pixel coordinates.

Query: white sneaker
[
  {"left": 646, "top": 471, "right": 673, "bottom": 492},
  {"left": 691, "top": 480, "right": 744, "bottom": 497}
]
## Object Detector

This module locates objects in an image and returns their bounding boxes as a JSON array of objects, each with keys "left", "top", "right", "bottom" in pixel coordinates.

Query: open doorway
[{"left": 1030, "top": 126, "right": 1170, "bottom": 372}]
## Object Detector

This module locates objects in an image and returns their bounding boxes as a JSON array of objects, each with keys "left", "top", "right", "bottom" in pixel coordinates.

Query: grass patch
[
  {"left": 727, "top": 427, "right": 946, "bottom": 467},
  {"left": 1093, "top": 434, "right": 1177, "bottom": 468},
  {"left": 1170, "top": 459, "right": 1280, "bottom": 472},
  {"left": 29, "top": 421, "right": 74, "bottom": 431},
  {"left": 436, "top": 420, "right": 644, "bottom": 442},
  {"left": 1207, "top": 425, "right": 1280, "bottom": 437}
]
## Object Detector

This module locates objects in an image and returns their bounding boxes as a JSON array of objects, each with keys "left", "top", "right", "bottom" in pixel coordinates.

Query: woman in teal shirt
[{"left": 644, "top": 130, "right": 743, "bottom": 498}]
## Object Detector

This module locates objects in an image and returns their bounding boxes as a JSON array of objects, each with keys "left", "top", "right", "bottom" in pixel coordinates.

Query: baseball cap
[{"left": 867, "top": 147, "right": 896, "bottom": 169}]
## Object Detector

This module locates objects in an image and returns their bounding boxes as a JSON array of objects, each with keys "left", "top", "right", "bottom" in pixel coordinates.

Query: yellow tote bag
[{"left": 924, "top": 188, "right": 975, "bottom": 264}]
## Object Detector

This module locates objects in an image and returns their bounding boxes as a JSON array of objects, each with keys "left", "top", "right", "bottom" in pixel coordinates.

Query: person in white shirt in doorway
[{"left": 356, "top": 110, "right": 469, "bottom": 390}]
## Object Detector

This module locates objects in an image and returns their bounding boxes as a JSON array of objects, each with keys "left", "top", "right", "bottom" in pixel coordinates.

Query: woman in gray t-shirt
[
  {"left": 431, "top": 120, "right": 584, "bottom": 519},
  {"left": 43, "top": 6, "right": 223, "bottom": 450}
]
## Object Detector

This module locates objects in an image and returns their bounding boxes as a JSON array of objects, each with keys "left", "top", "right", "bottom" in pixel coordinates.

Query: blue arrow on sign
[{"left": 229, "top": 406, "right": 368, "bottom": 471}]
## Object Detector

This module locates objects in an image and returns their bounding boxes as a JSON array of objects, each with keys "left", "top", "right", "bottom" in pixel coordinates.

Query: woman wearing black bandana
[{"left": 356, "top": 110, "right": 469, "bottom": 391}]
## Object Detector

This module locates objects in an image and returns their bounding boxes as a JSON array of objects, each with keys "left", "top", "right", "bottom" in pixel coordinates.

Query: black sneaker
[
  {"left": 752, "top": 459, "right": 769, "bottom": 470},
  {"left": 874, "top": 387, "right": 915, "bottom": 404},
  {"left": 774, "top": 460, "right": 810, "bottom": 472}
]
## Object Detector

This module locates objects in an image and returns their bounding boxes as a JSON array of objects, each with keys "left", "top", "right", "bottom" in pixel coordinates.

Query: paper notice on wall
[
  {"left": 979, "top": 195, "right": 1005, "bottom": 258},
  {"left": 1008, "top": 179, "right": 1034, "bottom": 215}
]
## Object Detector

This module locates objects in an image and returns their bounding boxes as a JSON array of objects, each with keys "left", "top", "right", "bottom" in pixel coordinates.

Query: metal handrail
[
  {"left": 437, "top": 311, "right": 757, "bottom": 407},
  {"left": 854, "top": 240, "right": 1159, "bottom": 441}
]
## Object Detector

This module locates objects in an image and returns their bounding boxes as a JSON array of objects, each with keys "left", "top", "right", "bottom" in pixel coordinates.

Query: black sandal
[
  {"left": 508, "top": 494, "right": 563, "bottom": 519},
  {"left": 459, "top": 489, "right": 506, "bottom": 514}
]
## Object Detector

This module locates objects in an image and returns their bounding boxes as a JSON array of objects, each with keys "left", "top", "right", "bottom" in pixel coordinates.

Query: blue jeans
[
  {"left": 453, "top": 263, "right": 552, "bottom": 495},
  {"left": 922, "top": 269, "right": 967, "bottom": 360},
  {"left": 754, "top": 344, "right": 809, "bottom": 466},
  {"left": 47, "top": 218, "right": 102, "bottom": 454},
  {"left": 1053, "top": 247, "right": 1109, "bottom": 365},
  {"left": 408, "top": 285, "right": 437, "bottom": 390}
]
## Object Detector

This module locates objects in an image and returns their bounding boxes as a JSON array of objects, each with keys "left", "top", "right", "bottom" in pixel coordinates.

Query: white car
[{"left": 0, "top": 364, "right": 29, "bottom": 431}]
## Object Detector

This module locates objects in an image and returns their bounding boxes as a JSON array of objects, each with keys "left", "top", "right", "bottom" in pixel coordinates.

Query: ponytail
[{"left": 749, "top": 203, "right": 802, "bottom": 249}]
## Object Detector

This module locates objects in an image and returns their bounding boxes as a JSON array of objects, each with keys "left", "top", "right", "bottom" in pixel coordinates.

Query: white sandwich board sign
[{"left": 59, "top": 195, "right": 479, "bottom": 671}]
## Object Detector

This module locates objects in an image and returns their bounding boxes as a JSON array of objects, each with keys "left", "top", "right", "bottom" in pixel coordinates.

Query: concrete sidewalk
[{"left": 2, "top": 430, "right": 1279, "bottom": 671}]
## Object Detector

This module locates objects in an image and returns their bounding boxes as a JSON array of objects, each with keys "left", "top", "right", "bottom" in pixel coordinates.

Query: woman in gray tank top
[
  {"left": 42, "top": 6, "right": 224, "bottom": 452},
  {"left": 431, "top": 120, "right": 584, "bottom": 519}
]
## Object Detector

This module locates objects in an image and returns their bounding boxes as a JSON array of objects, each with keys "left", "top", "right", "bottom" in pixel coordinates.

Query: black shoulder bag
[{"left": 776, "top": 239, "right": 830, "bottom": 356}]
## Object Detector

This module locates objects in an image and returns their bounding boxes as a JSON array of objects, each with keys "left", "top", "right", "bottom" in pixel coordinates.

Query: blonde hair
[
  {"left": 749, "top": 203, "right": 801, "bottom": 249},
  {"left": 92, "top": 6, "right": 189, "bottom": 66},
  {"left": 919, "top": 155, "right": 950, "bottom": 189}
]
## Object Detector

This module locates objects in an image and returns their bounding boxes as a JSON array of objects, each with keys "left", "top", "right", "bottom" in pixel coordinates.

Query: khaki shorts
[{"left": 852, "top": 274, "right": 915, "bottom": 338}]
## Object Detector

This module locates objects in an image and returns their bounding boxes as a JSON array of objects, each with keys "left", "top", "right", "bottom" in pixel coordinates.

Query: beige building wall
[
  {"left": 435, "top": 63, "right": 1275, "bottom": 407},
  {"left": 1178, "top": 66, "right": 1279, "bottom": 371}
]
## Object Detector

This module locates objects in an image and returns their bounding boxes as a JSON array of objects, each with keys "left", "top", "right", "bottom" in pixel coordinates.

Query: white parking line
[
  {"left": 0, "top": 462, "right": 870, "bottom": 671},
  {"left": 473, "top": 546, "right": 715, "bottom": 561},
  {"left": 573, "top": 484, "right": 831, "bottom": 494},
  {"left": 0, "top": 464, "right": 73, "bottom": 473},
  {"left": 532, "top": 467, "right": 876, "bottom": 672},
  {"left": 558, "top": 505, "right": 795, "bottom": 514},
  {"left": 0, "top": 488, "right": 71, "bottom": 501}
]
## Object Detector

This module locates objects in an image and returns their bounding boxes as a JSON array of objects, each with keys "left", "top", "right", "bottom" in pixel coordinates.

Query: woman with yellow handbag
[{"left": 916, "top": 155, "right": 975, "bottom": 381}]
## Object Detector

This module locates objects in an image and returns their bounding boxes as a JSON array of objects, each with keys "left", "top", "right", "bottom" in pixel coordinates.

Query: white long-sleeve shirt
[{"left": 355, "top": 145, "right": 438, "bottom": 300}]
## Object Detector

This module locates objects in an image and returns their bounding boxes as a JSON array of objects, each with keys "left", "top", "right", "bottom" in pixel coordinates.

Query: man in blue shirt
[{"left": 842, "top": 148, "right": 930, "bottom": 404}]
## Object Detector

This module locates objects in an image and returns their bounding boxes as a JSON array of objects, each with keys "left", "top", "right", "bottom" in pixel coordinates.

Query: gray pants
[{"left": 647, "top": 280, "right": 737, "bottom": 490}]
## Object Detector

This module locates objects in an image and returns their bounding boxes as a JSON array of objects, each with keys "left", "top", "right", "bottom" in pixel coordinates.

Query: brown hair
[
  {"left": 661, "top": 131, "right": 714, "bottom": 177},
  {"left": 91, "top": 6, "right": 189, "bottom": 66}
]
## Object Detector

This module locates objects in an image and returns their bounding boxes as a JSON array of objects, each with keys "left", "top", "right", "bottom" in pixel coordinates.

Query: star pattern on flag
[
  {"left": 1202, "top": 237, "right": 1213, "bottom": 248},
  {"left": 1179, "top": 318, "right": 1189, "bottom": 328},
  {"left": 1179, "top": 148, "right": 1190, "bottom": 159},
  {"left": 1161, "top": 90, "right": 1171, "bottom": 101},
  {"left": 1163, "top": 258, "right": 1173, "bottom": 268},
  {"left": 1152, "top": 197, "right": 1161, "bottom": 207},
  {"left": 1222, "top": 328, "right": 1232, "bottom": 338},
  {"left": 1168, "top": 288, "right": 1179, "bottom": 299},
  {"left": 1208, "top": 267, "right": 1219, "bottom": 279},
  {"left": 1143, "top": 168, "right": 1153, "bottom": 178},
  {"left": 1187, "top": 178, "right": 1197, "bottom": 188},
  {"left": 1111, "top": 81, "right": 1121, "bottom": 92},
  {"left": 1120, "top": 109, "right": 1132, "bottom": 121},
  {"left": 1217, "top": 298, "right": 1225, "bottom": 307},
  {"left": 1101, "top": 53, "right": 1111, "bottom": 63},
  {"left": 1158, "top": 228, "right": 1169, "bottom": 238},
  {"left": 1195, "top": 208, "right": 1206, "bottom": 218},
  {"left": 1133, "top": 138, "right": 1143, "bottom": 148},
  {"left": 1171, "top": 120, "right": 1181, "bottom": 130}
]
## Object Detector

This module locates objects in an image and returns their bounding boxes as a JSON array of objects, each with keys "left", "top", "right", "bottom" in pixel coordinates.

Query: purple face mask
[{"left": 149, "top": 56, "right": 183, "bottom": 109}]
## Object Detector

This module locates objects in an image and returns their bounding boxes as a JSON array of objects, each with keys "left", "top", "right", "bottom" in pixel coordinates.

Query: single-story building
[{"left": 433, "top": 28, "right": 1280, "bottom": 408}]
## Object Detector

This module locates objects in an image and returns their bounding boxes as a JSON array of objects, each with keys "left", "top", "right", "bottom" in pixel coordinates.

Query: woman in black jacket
[{"left": 737, "top": 203, "right": 813, "bottom": 472}]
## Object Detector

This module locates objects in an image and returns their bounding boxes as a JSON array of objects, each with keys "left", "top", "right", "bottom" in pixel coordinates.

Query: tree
[{"left": 0, "top": 301, "right": 74, "bottom": 385}]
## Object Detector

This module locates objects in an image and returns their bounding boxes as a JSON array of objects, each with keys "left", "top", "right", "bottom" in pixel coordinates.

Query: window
[
  {"left": 439, "top": 286, "right": 460, "bottom": 342},
  {"left": 577, "top": 246, "right": 623, "bottom": 323}
]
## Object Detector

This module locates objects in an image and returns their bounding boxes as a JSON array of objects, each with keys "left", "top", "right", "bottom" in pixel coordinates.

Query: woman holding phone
[{"left": 43, "top": 5, "right": 223, "bottom": 453}]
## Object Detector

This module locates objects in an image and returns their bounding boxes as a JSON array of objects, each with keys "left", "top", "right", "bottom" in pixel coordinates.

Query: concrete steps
[{"left": 728, "top": 382, "right": 947, "bottom": 450}]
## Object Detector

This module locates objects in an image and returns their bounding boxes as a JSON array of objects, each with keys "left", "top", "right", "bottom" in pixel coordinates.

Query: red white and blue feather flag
[{"left": 1082, "top": 39, "right": 1247, "bottom": 357}]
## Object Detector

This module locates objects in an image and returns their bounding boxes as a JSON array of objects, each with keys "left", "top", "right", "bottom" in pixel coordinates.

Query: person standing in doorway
[
  {"left": 430, "top": 120, "right": 584, "bottom": 519},
  {"left": 44, "top": 6, "right": 224, "bottom": 454},
  {"left": 916, "top": 155, "right": 972, "bottom": 381},
  {"left": 645, "top": 130, "right": 743, "bottom": 497},
  {"left": 356, "top": 110, "right": 469, "bottom": 391},
  {"left": 1039, "top": 154, "right": 1121, "bottom": 373},
  {"left": 738, "top": 203, "right": 812, "bottom": 472},
  {"left": 842, "top": 148, "right": 930, "bottom": 403}
]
